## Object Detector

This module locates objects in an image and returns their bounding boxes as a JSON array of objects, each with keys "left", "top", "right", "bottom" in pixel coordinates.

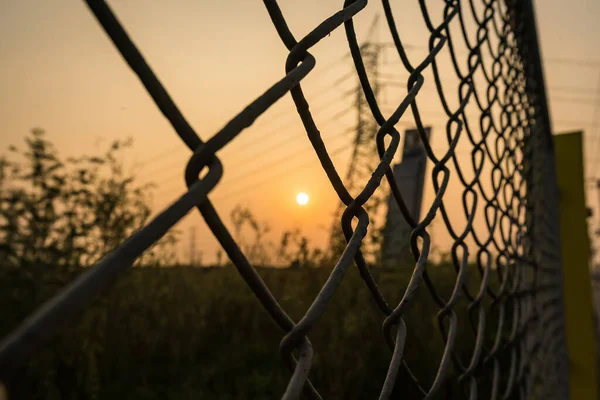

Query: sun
[{"left": 296, "top": 192, "right": 309, "bottom": 206}]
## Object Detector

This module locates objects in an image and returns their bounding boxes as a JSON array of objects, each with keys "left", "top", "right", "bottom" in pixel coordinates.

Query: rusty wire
[{"left": 0, "top": 0, "right": 568, "bottom": 398}]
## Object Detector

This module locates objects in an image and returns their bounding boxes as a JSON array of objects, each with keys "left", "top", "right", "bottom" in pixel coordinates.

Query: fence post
[
  {"left": 505, "top": 0, "right": 571, "bottom": 397},
  {"left": 554, "top": 131, "right": 599, "bottom": 400}
]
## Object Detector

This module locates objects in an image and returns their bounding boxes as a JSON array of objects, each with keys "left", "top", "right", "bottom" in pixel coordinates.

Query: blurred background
[{"left": 1, "top": 0, "right": 599, "bottom": 399}]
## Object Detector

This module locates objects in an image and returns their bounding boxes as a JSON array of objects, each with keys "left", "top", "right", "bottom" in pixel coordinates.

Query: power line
[
  {"left": 150, "top": 141, "right": 354, "bottom": 213},
  {"left": 219, "top": 96, "right": 354, "bottom": 157},
  {"left": 545, "top": 58, "right": 600, "bottom": 68},
  {"left": 551, "top": 96, "right": 598, "bottom": 105},
  {"left": 140, "top": 73, "right": 594, "bottom": 181},
  {"left": 554, "top": 119, "right": 594, "bottom": 125},
  {"left": 133, "top": 85, "right": 355, "bottom": 174},
  {"left": 224, "top": 69, "right": 357, "bottom": 149},
  {"left": 133, "top": 54, "right": 357, "bottom": 170},
  {"left": 548, "top": 86, "right": 597, "bottom": 94},
  {"left": 134, "top": 87, "right": 350, "bottom": 172},
  {"left": 139, "top": 103, "right": 356, "bottom": 183},
  {"left": 135, "top": 42, "right": 485, "bottom": 172},
  {"left": 211, "top": 142, "right": 353, "bottom": 204},
  {"left": 142, "top": 42, "right": 600, "bottom": 209},
  {"left": 218, "top": 128, "right": 355, "bottom": 187},
  {"left": 151, "top": 124, "right": 361, "bottom": 197},
  {"left": 225, "top": 119, "right": 354, "bottom": 170}
]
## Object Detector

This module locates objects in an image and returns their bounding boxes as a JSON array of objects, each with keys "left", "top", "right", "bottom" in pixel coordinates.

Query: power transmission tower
[
  {"left": 328, "top": 40, "right": 387, "bottom": 263},
  {"left": 189, "top": 227, "right": 196, "bottom": 266},
  {"left": 0, "top": 157, "right": 6, "bottom": 196}
]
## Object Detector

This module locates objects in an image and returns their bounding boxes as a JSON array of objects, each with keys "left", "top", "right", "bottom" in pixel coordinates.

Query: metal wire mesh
[{"left": 0, "top": 0, "right": 569, "bottom": 398}]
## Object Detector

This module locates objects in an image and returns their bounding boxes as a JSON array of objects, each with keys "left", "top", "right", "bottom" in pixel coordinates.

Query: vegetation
[
  {"left": 0, "top": 131, "right": 507, "bottom": 399},
  {"left": 228, "top": 204, "right": 324, "bottom": 269},
  {"left": 1, "top": 265, "right": 504, "bottom": 400},
  {"left": 0, "top": 128, "right": 176, "bottom": 271}
]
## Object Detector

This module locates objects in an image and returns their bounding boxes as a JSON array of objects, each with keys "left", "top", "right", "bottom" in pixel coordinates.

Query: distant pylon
[
  {"left": 328, "top": 18, "right": 387, "bottom": 263},
  {"left": 189, "top": 227, "right": 196, "bottom": 266}
]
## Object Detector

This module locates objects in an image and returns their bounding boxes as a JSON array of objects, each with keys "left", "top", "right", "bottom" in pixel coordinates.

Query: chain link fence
[{"left": 0, "top": 0, "right": 569, "bottom": 398}]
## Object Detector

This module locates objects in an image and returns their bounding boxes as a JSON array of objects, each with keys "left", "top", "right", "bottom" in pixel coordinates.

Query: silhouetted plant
[{"left": 0, "top": 128, "right": 178, "bottom": 271}]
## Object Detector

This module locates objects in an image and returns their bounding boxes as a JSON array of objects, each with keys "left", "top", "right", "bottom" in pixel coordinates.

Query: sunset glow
[{"left": 296, "top": 192, "right": 309, "bottom": 206}]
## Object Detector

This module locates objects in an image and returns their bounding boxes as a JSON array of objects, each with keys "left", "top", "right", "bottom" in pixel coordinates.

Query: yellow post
[{"left": 554, "top": 130, "right": 598, "bottom": 399}]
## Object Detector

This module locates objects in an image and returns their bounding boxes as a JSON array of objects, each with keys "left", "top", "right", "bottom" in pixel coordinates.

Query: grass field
[{"left": 1, "top": 262, "right": 504, "bottom": 399}]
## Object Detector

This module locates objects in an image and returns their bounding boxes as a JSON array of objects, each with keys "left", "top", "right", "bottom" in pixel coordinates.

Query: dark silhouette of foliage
[
  {"left": 0, "top": 129, "right": 176, "bottom": 271},
  {"left": 1, "top": 264, "right": 499, "bottom": 400}
]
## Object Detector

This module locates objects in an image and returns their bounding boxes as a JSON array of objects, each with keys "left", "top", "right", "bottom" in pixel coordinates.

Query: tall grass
[{"left": 0, "top": 261, "right": 509, "bottom": 400}]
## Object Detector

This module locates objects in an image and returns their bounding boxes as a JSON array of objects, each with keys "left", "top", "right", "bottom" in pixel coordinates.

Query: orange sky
[{"left": 1, "top": 1, "right": 599, "bottom": 265}]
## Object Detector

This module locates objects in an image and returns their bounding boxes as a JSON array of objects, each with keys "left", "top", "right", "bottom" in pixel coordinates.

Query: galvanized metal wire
[{"left": 0, "top": 0, "right": 568, "bottom": 398}]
